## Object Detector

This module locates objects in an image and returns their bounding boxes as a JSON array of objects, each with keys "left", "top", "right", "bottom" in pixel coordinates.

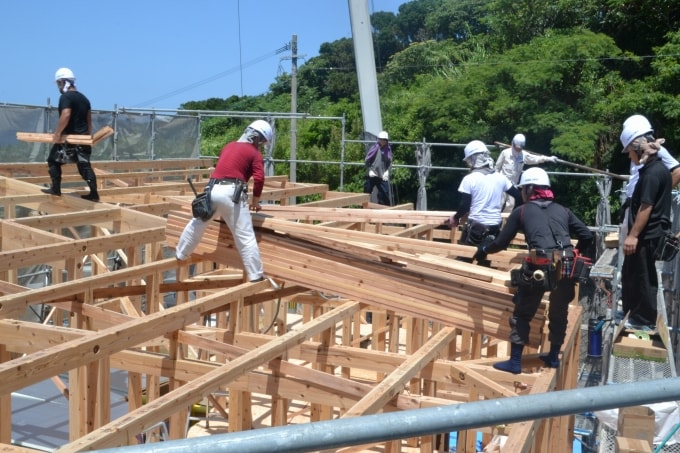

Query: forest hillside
[{"left": 181, "top": 0, "right": 680, "bottom": 222}]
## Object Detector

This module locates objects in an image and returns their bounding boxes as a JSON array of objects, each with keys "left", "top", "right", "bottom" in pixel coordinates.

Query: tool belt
[
  {"left": 510, "top": 248, "right": 592, "bottom": 290},
  {"left": 54, "top": 145, "right": 83, "bottom": 164},
  {"left": 212, "top": 178, "right": 244, "bottom": 185},
  {"left": 654, "top": 232, "right": 680, "bottom": 262},
  {"left": 458, "top": 220, "right": 500, "bottom": 246},
  {"left": 210, "top": 178, "right": 247, "bottom": 204}
]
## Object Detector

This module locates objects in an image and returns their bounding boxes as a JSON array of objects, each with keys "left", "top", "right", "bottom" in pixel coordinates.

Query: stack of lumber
[{"left": 165, "top": 206, "right": 546, "bottom": 346}]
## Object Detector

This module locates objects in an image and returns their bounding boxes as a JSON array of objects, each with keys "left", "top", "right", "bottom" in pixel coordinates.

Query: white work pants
[{"left": 176, "top": 183, "right": 264, "bottom": 281}]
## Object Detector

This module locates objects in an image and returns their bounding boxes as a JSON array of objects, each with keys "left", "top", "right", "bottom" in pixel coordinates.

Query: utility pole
[
  {"left": 348, "top": 0, "right": 382, "bottom": 136},
  {"left": 290, "top": 34, "right": 298, "bottom": 186}
]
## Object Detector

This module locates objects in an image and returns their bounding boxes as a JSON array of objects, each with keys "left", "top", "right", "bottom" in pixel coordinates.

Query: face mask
[{"left": 60, "top": 80, "right": 72, "bottom": 93}]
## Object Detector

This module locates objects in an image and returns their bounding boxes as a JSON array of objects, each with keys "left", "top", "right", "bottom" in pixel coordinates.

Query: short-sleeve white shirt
[{"left": 458, "top": 171, "right": 513, "bottom": 225}]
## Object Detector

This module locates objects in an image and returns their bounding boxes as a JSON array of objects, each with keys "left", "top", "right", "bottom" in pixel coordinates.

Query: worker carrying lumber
[
  {"left": 449, "top": 140, "right": 521, "bottom": 266},
  {"left": 495, "top": 133, "right": 558, "bottom": 212},
  {"left": 176, "top": 120, "right": 272, "bottom": 283},
  {"left": 42, "top": 67, "right": 100, "bottom": 201},
  {"left": 473, "top": 167, "right": 594, "bottom": 374},
  {"left": 364, "top": 131, "right": 393, "bottom": 206}
]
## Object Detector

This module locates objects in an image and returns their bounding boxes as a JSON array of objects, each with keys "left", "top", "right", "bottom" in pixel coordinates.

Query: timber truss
[{"left": 0, "top": 160, "right": 582, "bottom": 453}]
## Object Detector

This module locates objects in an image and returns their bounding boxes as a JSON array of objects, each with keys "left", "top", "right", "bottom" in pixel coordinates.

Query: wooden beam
[{"left": 342, "top": 327, "right": 457, "bottom": 417}]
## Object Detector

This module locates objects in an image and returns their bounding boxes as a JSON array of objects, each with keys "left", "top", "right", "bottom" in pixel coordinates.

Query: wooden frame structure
[{"left": 0, "top": 161, "right": 583, "bottom": 453}]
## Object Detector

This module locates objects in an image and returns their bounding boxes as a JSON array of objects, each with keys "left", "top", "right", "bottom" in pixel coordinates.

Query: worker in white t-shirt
[{"left": 450, "top": 140, "right": 522, "bottom": 265}]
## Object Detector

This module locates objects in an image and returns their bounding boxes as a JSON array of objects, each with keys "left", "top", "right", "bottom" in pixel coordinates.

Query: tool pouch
[
  {"left": 188, "top": 178, "right": 216, "bottom": 221},
  {"left": 191, "top": 192, "right": 214, "bottom": 221},
  {"left": 511, "top": 256, "right": 557, "bottom": 291},
  {"left": 571, "top": 254, "right": 593, "bottom": 282},
  {"left": 510, "top": 268, "right": 532, "bottom": 288},
  {"left": 231, "top": 179, "right": 246, "bottom": 204},
  {"left": 654, "top": 233, "right": 680, "bottom": 262},
  {"left": 54, "top": 145, "right": 79, "bottom": 164}
]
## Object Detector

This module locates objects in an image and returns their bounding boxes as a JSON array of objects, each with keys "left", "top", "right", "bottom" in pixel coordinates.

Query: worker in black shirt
[
  {"left": 474, "top": 167, "right": 594, "bottom": 374},
  {"left": 42, "top": 67, "right": 100, "bottom": 201},
  {"left": 620, "top": 119, "right": 672, "bottom": 330}
]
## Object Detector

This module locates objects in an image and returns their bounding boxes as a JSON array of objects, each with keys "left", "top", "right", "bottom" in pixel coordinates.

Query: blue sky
[{"left": 2, "top": 1, "right": 410, "bottom": 111}]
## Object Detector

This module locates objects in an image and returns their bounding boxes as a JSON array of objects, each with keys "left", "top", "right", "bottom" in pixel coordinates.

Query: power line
[{"left": 132, "top": 44, "right": 290, "bottom": 108}]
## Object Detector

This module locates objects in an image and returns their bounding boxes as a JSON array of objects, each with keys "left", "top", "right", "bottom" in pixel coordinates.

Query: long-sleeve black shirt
[{"left": 485, "top": 199, "right": 594, "bottom": 256}]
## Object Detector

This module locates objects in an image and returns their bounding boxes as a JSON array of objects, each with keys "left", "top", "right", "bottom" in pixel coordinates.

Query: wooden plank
[
  {"left": 0, "top": 444, "right": 42, "bottom": 453},
  {"left": 15, "top": 126, "right": 113, "bottom": 146},
  {"left": 91, "top": 126, "right": 114, "bottom": 145},
  {"left": 262, "top": 205, "right": 451, "bottom": 225}
]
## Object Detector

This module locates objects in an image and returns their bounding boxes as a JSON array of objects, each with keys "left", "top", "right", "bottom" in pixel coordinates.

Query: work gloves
[
  {"left": 368, "top": 170, "right": 390, "bottom": 181},
  {"left": 547, "top": 155, "right": 559, "bottom": 163}
]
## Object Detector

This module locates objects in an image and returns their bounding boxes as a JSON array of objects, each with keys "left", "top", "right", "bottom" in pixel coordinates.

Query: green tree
[{"left": 297, "top": 39, "right": 359, "bottom": 103}]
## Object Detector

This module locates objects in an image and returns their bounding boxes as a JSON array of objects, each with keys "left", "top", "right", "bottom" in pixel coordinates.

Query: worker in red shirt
[{"left": 176, "top": 120, "right": 271, "bottom": 283}]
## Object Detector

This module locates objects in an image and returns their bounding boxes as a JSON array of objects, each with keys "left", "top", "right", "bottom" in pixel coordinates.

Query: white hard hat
[
  {"left": 55, "top": 67, "right": 75, "bottom": 81},
  {"left": 248, "top": 120, "right": 273, "bottom": 142},
  {"left": 463, "top": 140, "right": 488, "bottom": 160},
  {"left": 378, "top": 131, "right": 389, "bottom": 140},
  {"left": 623, "top": 114, "right": 652, "bottom": 132},
  {"left": 512, "top": 133, "right": 526, "bottom": 148},
  {"left": 518, "top": 167, "right": 551, "bottom": 187},
  {"left": 620, "top": 119, "right": 653, "bottom": 152}
]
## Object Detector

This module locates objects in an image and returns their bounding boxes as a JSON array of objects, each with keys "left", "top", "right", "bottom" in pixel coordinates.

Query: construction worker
[
  {"left": 364, "top": 131, "right": 392, "bottom": 206},
  {"left": 449, "top": 140, "right": 521, "bottom": 265},
  {"left": 618, "top": 114, "right": 680, "bottom": 231},
  {"left": 495, "top": 133, "right": 558, "bottom": 212},
  {"left": 42, "top": 67, "right": 100, "bottom": 201},
  {"left": 474, "top": 167, "right": 594, "bottom": 374},
  {"left": 176, "top": 120, "right": 272, "bottom": 283},
  {"left": 619, "top": 118, "right": 672, "bottom": 330}
]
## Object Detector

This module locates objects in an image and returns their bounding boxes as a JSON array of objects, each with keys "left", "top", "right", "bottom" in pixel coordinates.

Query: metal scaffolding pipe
[{"left": 92, "top": 377, "right": 680, "bottom": 453}]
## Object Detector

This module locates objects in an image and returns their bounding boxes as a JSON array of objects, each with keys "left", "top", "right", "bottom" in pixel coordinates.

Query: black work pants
[
  {"left": 47, "top": 144, "right": 96, "bottom": 183},
  {"left": 364, "top": 176, "right": 390, "bottom": 206},
  {"left": 621, "top": 237, "right": 660, "bottom": 326},
  {"left": 509, "top": 277, "right": 575, "bottom": 346}
]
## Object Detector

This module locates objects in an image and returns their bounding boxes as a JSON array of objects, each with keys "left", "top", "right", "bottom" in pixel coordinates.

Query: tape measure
[{"left": 634, "top": 331, "right": 651, "bottom": 340}]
